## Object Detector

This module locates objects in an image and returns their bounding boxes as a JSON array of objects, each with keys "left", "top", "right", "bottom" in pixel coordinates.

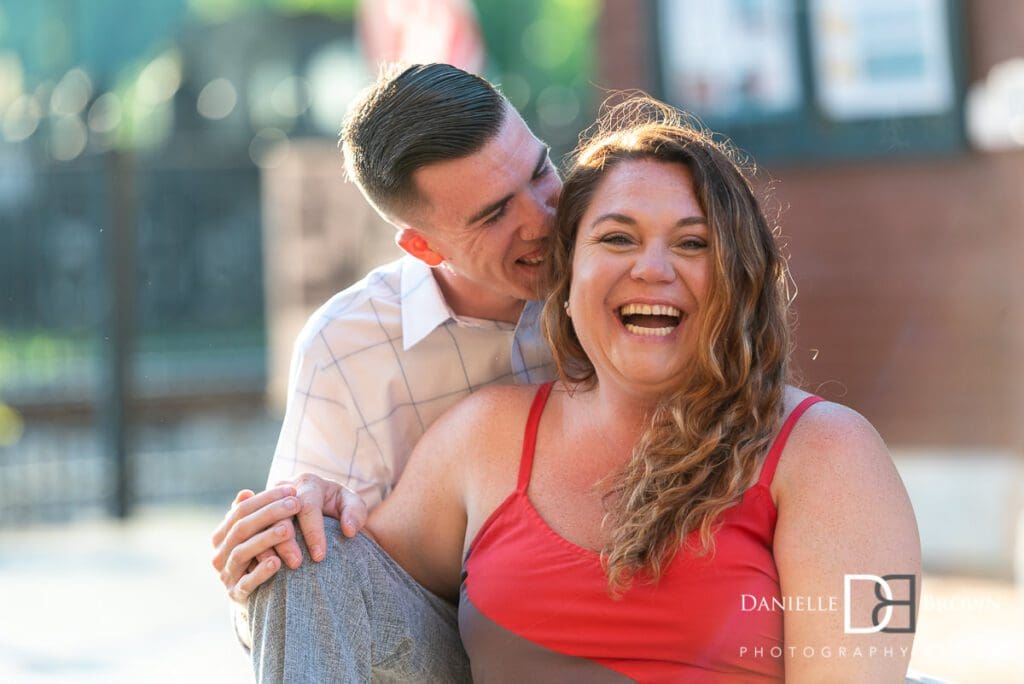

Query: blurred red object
[{"left": 358, "top": 0, "right": 486, "bottom": 73}]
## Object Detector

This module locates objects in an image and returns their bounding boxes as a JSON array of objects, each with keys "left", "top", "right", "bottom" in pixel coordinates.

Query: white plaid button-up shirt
[{"left": 267, "top": 256, "right": 555, "bottom": 508}]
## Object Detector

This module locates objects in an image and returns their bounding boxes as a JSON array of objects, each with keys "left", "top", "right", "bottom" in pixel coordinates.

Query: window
[{"left": 654, "top": 0, "right": 965, "bottom": 161}]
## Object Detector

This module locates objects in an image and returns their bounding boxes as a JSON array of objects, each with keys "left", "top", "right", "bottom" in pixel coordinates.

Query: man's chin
[
  {"left": 511, "top": 269, "right": 549, "bottom": 301},
  {"left": 514, "top": 283, "right": 547, "bottom": 303}
]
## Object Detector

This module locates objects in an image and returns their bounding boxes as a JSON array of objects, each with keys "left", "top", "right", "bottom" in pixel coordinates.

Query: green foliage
[
  {"left": 0, "top": 328, "right": 265, "bottom": 392},
  {"left": 0, "top": 331, "right": 95, "bottom": 389},
  {"left": 187, "top": 0, "right": 356, "bottom": 23},
  {"left": 472, "top": 0, "right": 599, "bottom": 156}
]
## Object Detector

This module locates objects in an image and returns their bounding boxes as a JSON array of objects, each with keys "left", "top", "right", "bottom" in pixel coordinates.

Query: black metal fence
[{"left": 0, "top": 148, "right": 275, "bottom": 526}]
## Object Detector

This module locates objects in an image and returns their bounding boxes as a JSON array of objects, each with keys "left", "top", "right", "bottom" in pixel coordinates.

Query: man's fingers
[
  {"left": 293, "top": 483, "right": 328, "bottom": 562},
  {"left": 229, "top": 555, "right": 281, "bottom": 605},
  {"left": 339, "top": 487, "right": 369, "bottom": 537},
  {"left": 296, "top": 506, "right": 327, "bottom": 562},
  {"left": 273, "top": 538, "right": 304, "bottom": 570},
  {"left": 211, "top": 484, "right": 295, "bottom": 548}
]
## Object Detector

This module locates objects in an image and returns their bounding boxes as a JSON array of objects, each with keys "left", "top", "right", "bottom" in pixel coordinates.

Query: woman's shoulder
[
  {"left": 773, "top": 386, "right": 896, "bottom": 501},
  {"left": 419, "top": 383, "right": 547, "bottom": 456},
  {"left": 781, "top": 385, "right": 885, "bottom": 447},
  {"left": 443, "top": 382, "right": 544, "bottom": 424}
]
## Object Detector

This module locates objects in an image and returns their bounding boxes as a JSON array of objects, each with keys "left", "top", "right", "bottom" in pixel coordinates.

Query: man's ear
[{"left": 396, "top": 229, "right": 445, "bottom": 267}]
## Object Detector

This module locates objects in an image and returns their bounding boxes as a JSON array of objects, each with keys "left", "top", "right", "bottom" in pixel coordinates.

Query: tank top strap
[
  {"left": 517, "top": 382, "right": 555, "bottom": 493},
  {"left": 757, "top": 395, "right": 824, "bottom": 488}
]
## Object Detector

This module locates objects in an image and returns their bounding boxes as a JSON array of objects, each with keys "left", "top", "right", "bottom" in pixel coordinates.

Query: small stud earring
[{"left": 563, "top": 300, "right": 570, "bottom": 316}]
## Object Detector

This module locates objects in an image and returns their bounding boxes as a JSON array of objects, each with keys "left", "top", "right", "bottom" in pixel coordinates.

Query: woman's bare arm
[
  {"left": 773, "top": 402, "right": 921, "bottom": 683},
  {"left": 366, "top": 386, "right": 516, "bottom": 603}
]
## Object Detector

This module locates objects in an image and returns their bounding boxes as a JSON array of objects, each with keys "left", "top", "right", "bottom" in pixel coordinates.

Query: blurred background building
[
  {"left": 1, "top": 0, "right": 1022, "bottom": 681},
  {"left": 601, "top": 0, "right": 1024, "bottom": 583},
  {"left": 0, "top": 0, "right": 598, "bottom": 523}
]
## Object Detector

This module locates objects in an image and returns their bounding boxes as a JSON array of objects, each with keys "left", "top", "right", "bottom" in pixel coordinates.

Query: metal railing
[{"left": 0, "top": 148, "right": 271, "bottom": 525}]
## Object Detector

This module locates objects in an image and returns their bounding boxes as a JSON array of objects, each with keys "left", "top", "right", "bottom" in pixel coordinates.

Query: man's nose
[
  {"left": 520, "top": 177, "right": 560, "bottom": 241},
  {"left": 630, "top": 244, "right": 676, "bottom": 283},
  {"left": 519, "top": 196, "right": 554, "bottom": 242}
]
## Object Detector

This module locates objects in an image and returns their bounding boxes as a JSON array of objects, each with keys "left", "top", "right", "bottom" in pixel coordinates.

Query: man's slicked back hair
[{"left": 340, "top": 63, "right": 508, "bottom": 221}]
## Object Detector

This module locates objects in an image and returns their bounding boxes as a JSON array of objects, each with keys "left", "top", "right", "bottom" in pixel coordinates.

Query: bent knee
[
  {"left": 293, "top": 517, "right": 376, "bottom": 561},
  {"left": 254, "top": 523, "right": 378, "bottom": 599}
]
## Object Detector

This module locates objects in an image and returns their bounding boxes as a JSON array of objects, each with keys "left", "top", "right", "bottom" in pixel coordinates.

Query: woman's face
[{"left": 568, "top": 158, "right": 710, "bottom": 399}]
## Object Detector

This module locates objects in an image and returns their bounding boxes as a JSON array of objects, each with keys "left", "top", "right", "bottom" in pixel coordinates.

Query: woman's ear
[{"left": 396, "top": 229, "right": 445, "bottom": 267}]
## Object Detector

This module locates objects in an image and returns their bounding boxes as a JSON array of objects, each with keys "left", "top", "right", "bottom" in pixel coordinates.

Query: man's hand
[{"left": 210, "top": 474, "right": 369, "bottom": 605}]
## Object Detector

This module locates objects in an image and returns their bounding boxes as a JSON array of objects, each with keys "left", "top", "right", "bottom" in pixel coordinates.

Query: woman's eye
[
  {"left": 678, "top": 238, "right": 707, "bottom": 250},
  {"left": 600, "top": 234, "right": 633, "bottom": 246}
]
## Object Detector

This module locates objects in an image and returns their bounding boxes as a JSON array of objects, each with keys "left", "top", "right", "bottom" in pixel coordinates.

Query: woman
[{"left": 253, "top": 96, "right": 921, "bottom": 682}]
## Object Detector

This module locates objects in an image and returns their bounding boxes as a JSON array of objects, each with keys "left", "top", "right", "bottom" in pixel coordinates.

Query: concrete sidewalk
[
  {"left": 0, "top": 508, "right": 250, "bottom": 683},
  {"left": 1, "top": 508, "right": 1021, "bottom": 683}
]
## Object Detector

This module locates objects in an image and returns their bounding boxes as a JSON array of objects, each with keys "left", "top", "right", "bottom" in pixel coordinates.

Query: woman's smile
[
  {"left": 569, "top": 159, "right": 709, "bottom": 393},
  {"left": 616, "top": 301, "right": 684, "bottom": 338}
]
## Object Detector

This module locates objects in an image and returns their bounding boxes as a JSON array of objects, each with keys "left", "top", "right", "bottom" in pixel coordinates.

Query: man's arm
[{"left": 211, "top": 322, "right": 384, "bottom": 604}]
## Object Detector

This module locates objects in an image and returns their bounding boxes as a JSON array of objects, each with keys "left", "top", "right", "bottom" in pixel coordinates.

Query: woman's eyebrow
[{"left": 590, "top": 213, "right": 707, "bottom": 228}]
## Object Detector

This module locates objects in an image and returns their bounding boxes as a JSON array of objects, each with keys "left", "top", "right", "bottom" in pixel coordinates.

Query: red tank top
[{"left": 459, "top": 382, "right": 823, "bottom": 683}]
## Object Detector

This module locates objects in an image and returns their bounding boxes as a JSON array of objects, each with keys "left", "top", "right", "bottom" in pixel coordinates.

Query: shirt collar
[
  {"left": 400, "top": 256, "right": 455, "bottom": 351},
  {"left": 400, "top": 256, "right": 544, "bottom": 349}
]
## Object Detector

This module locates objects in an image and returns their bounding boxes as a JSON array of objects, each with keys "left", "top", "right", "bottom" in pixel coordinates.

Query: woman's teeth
[
  {"left": 518, "top": 255, "right": 544, "bottom": 265},
  {"left": 618, "top": 303, "right": 682, "bottom": 337},
  {"left": 620, "top": 303, "right": 681, "bottom": 317},
  {"left": 624, "top": 323, "right": 676, "bottom": 337}
]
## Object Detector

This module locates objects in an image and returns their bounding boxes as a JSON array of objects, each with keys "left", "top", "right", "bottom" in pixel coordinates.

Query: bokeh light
[
  {"left": 248, "top": 126, "right": 289, "bottom": 168},
  {"left": 499, "top": 72, "right": 531, "bottom": 110},
  {"left": 248, "top": 62, "right": 292, "bottom": 129},
  {"left": 0, "top": 403, "right": 25, "bottom": 447},
  {"left": 50, "top": 68, "right": 93, "bottom": 116},
  {"left": 0, "top": 51, "right": 24, "bottom": 112},
  {"left": 2, "top": 95, "right": 42, "bottom": 142},
  {"left": 306, "top": 42, "right": 366, "bottom": 134},
  {"left": 535, "top": 84, "right": 580, "bottom": 129},
  {"left": 87, "top": 92, "right": 123, "bottom": 134},
  {"left": 271, "top": 76, "right": 313, "bottom": 119},
  {"left": 49, "top": 114, "right": 88, "bottom": 161},
  {"left": 197, "top": 77, "right": 238, "bottom": 120},
  {"left": 136, "top": 51, "right": 183, "bottom": 107}
]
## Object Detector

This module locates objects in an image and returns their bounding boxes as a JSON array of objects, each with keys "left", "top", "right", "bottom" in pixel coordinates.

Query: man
[{"left": 210, "top": 63, "right": 559, "bottom": 678}]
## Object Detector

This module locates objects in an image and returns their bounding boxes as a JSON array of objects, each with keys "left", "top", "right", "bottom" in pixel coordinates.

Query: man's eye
[
  {"left": 533, "top": 161, "right": 552, "bottom": 180},
  {"left": 483, "top": 204, "right": 508, "bottom": 226}
]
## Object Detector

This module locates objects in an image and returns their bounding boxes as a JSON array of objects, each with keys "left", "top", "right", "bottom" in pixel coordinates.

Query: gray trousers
[{"left": 247, "top": 518, "right": 471, "bottom": 683}]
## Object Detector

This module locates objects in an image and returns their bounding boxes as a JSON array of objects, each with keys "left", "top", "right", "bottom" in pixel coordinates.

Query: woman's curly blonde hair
[{"left": 541, "top": 96, "right": 792, "bottom": 594}]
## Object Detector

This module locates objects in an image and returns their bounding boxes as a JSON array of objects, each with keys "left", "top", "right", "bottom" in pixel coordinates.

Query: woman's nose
[{"left": 630, "top": 245, "right": 676, "bottom": 283}]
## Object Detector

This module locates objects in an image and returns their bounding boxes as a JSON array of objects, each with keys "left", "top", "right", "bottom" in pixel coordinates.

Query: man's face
[{"left": 408, "top": 106, "right": 561, "bottom": 305}]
